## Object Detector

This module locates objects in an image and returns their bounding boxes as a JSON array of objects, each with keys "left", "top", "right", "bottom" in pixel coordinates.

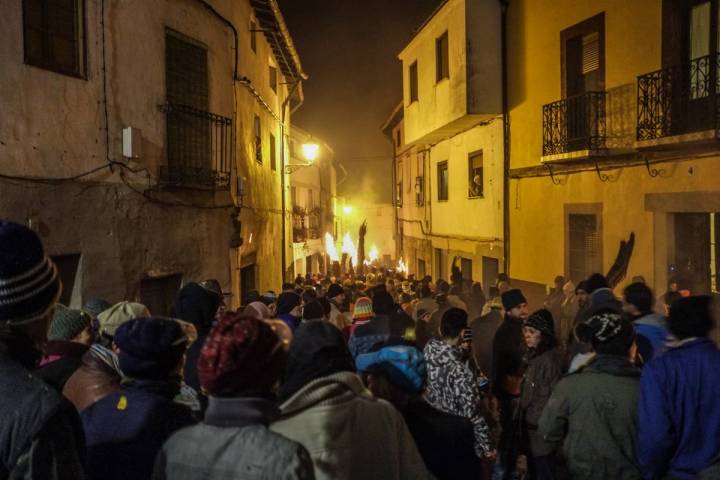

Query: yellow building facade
[{"left": 507, "top": 0, "right": 720, "bottom": 304}]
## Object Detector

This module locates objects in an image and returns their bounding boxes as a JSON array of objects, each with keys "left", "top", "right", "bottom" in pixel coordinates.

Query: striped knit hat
[
  {"left": 0, "top": 221, "right": 61, "bottom": 324},
  {"left": 353, "top": 297, "right": 374, "bottom": 322}
]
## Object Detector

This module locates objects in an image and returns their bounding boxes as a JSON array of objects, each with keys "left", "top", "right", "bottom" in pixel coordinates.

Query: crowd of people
[{"left": 1, "top": 219, "right": 719, "bottom": 480}]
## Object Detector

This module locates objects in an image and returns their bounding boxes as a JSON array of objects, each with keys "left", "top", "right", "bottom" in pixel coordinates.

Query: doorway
[
  {"left": 140, "top": 274, "right": 182, "bottom": 317},
  {"left": 482, "top": 256, "right": 499, "bottom": 296},
  {"left": 240, "top": 264, "right": 256, "bottom": 306},
  {"left": 672, "top": 212, "right": 719, "bottom": 295}
]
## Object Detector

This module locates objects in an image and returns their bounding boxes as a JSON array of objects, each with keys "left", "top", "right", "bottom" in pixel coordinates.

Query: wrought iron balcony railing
[
  {"left": 542, "top": 91, "right": 607, "bottom": 156},
  {"left": 637, "top": 54, "right": 720, "bottom": 141},
  {"left": 159, "top": 103, "right": 232, "bottom": 188}
]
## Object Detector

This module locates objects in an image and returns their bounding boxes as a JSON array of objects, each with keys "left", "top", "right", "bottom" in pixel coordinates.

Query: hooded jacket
[
  {"left": 631, "top": 312, "right": 668, "bottom": 362},
  {"left": 271, "top": 371, "right": 431, "bottom": 480},
  {"left": 538, "top": 355, "right": 641, "bottom": 480},
  {"left": 638, "top": 338, "right": 720, "bottom": 480}
]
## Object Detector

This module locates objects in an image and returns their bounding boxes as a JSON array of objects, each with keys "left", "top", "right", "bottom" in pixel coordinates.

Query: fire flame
[
  {"left": 397, "top": 257, "right": 408, "bottom": 274},
  {"left": 325, "top": 233, "right": 340, "bottom": 262},
  {"left": 368, "top": 245, "right": 379, "bottom": 263},
  {"left": 341, "top": 232, "right": 358, "bottom": 267}
]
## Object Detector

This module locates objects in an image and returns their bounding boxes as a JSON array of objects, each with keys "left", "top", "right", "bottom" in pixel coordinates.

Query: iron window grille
[
  {"left": 637, "top": 53, "right": 720, "bottom": 141},
  {"left": 542, "top": 91, "right": 607, "bottom": 155},
  {"left": 159, "top": 103, "right": 231, "bottom": 189}
]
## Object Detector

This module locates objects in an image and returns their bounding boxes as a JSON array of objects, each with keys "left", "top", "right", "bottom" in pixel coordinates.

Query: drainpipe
[
  {"left": 281, "top": 81, "right": 301, "bottom": 283},
  {"left": 500, "top": 0, "right": 510, "bottom": 275}
]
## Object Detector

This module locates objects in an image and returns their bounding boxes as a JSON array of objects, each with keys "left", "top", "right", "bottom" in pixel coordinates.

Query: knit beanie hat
[
  {"left": 277, "top": 292, "right": 301, "bottom": 316},
  {"left": 353, "top": 297, "right": 374, "bottom": 322},
  {"left": 502, "top": 289, "right": 527, "bottom": 311},
  {"left": 302, "top": 300, "right": 326, "bottom": 321},
  {"left": 586, "top": 310, "right": 635, "bottom": 355},
  {"left": 327, "top": 283, "right": 344, "bottom": 299},
  {"left": 114, "top": 317, "right": 187, "bottom": 380},
  {"left": 199, "top": 312, "right": 287, "bottom": 397},
  {"left": 0, "top": 221, "right": 61, "bottom": 323},
  {"left": 82, "top": 298, "right": 112, "bottom": 319},
  {"left": 243, "top": 301, "right": 272, "bottom": 320},
  {"left": 356, "top": 344, "right": 426, "bottom": 393},
  {"left": 526, "top": 309, "right": 555, "bottom": 337},
  {"left": 48, "top": 305, "right": 91, "bottom": 341},
  {"left": 97, "top": 301, "right": 150, "bottom": 339},
  {"left": 372, "top": 290, "right": 395, "bottom": 315}
]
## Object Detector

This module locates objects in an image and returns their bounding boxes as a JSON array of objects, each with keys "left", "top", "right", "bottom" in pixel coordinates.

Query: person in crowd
[
  {"left": 567, "top": 321, "right": 596, "bottom": 374},
  {"left": 471, "top": 296, "right": 504, "bottom": 377},
  {"left": 271, "top": 321, "right": 432, "bottom": 479},
  {"left": 348, "top": 290, "right": 396, "bottom": 357},
  {"left": 344, "top": 296, "right": 373, "bottom": 338},
  {"left": 580, "top": 274, "right": 621, "bottom": 322},
  {"left": 63, "top": 343, "right": 122, "bottom": 412},
  {"left": 175, "top": 282, "right": 221, "bottom": 397},
  {"left": 276, "top": 291, "right": 303, "bottom": 331},
  {"left": 243, "top": 301, "right": 273, "bottom": 321},
  {"left": 518, "top": 309, "right": 564, "bottom": 480},
  {"left": 357, "top": 341, "right": 485, "bottom": 479},
  {"left": 197, "top": 279, "right": 229, "bottom": 319},
  {"left": 638, "top": 295, "right": 720, "bottom": 479},
  {"left": 35, "top": 304, "right": 94, "bottom": 390},
  {"left": 492, "top": 288, "right": 529, "bottom": 479},
  {"left": 413, "top": 283, "right": 438, "bottom": 322},
  {"left": 424, "top": 308, "right": 494, "bottom": 461},
  {"left": 571, "top": 280, "right": 590, "bottom": 324},
  {"left": 543, "top": 275, "right": 566, "bottom": 322},
  {"left": 467, "top": 282, "right": 487, "bottom": 320},
  {"left": 326, "top": 283, "right": 350, "bottom": 330},
  {"left": 82, "top": 298, "right": 111, "bottom": 331},
  {"left": 539, "top": 310, "right": 641, "bottom": 479},
  {"left": 622, "top": 282, "right": 668, "bottom": 362},
  {"left": 96, "top": 300, "right": 151, "bottom": 347},
  {"left": 661, "top": 290, "right": 682, "bottom": 317},
  {"left": 154, "top": 312, "right": 314, "bottom": 479},
  {"left": 302, "top": 300, "right": 327, "bottom": 323},
  {"left": 82, "top": 317, "right": 196, "bottom": 480},
  {"left": 0, "top": 221, "right": 85, "bottom": 478},
  {"left": 558, "top": 280, "right": 577, "bottom": 348}
]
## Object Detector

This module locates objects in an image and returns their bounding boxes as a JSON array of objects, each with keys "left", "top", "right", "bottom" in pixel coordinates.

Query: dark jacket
[
  {"left": 82, "top": 379, "right": 196, "bottom": 480},
  {"left": 348, "top": 315, "right": 392, "bottom": 358},
  {"left": 402, "top": 397, "right": 484, "bottom": 480},
  {"left": 278, "top": 313, "right": 301, "bottom": 331},
  {"left": 35, "top": 341, "right": 89, "bottom": 391},
  {"left": 492, "top": 315, "right": 526, "bottom": 397},
  {"left": 471, "top": 309, "right": 503, "bottom": 376},
  {"left": 0, "top": 341, "right": 85, "bottom": 480},
  {"left": 538, "top": 355, "right": 641, "bottom": 480},
  {"left": 154, "top": 397, "right": 314, "bottom": 480},
  {"left": 638, "top": 338, "right": 720, "bottom": 480},
  {"left": 519, "top": 348, "right": 564, "bottom": 456},
  {"left": 63, "top": 345, "right": 121, "bottom": 412}
]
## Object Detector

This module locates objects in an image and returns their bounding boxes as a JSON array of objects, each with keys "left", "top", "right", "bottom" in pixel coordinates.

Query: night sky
[{"left": 278, "top": 0, "right": 441, "bottom": 203}]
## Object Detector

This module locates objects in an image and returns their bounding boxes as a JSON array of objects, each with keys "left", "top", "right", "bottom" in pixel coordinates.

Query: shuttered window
[
  {"left": 468, "top": 150, "right": 484, "bottom": 198},
  {"left": 23, "top": 0, "right": 86, "bottom": 77},
  {"left": 437, "top": 161, "right": 449, "bottom": 201},
  {"left": 270, "top": 133, "right": 276, "bottom": 171},
  {"left": 582, "top": 32, "right": 599, "bottom": 74},
  {"left": 254, "top": 115, "right": 262, "bottom": 164},
  {"left": 409, "top": 61, "right": 418, "bottom": 102},
  {"left": 568, "top": 214, "right": 602, "bottom": 284},
  {"left": 436, "top": 31, "right": 449, "bottom": 82}
]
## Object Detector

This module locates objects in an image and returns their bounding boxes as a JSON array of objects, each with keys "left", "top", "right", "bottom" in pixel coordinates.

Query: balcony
[
  {"left": 293, "top": 206, "right": 307, "bottom": 243},
  {"left": 637, "top": 54, "right": 720, "bottom": 148},
  {"left": 542, "top": 91, "right": 607, "bottom": 159},
  {"left": 159, "top": 103, "right": 232, "bottom": 189}
]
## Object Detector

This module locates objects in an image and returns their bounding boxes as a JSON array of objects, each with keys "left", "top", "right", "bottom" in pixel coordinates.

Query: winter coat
[
  {"left": 35, "top": 340, "right": 89, "bottom": 391},
  {"left": 347, "top": 315, "right": 392, "bottom": 358},
  {"left": 402, "top": 396, "right": 484, "bottom": 480},
  {"left": 278, "top": 313, "right": 301, "bottom": 331},
  {"left": 82, "top": 379, "right": 196, "bottom": 480},
  {"left": 271, "top": 371, "right": 432, "bottom": 480},
  {"left": 492, "top": 315, "right": 526, "bottom": 397},
  {"left": 63, "top": 345, "right": 121, "bottom": 412},
  {"left": 154, "top": 397, "right": 314, "bottom": 480},
  {"left": 423, "top": 338, "right": 493, "bottom": 458},
  {"left": 538, "top": 355, "right": 641, "bottom": 480},
  {"left": 519, "top": 348, "right": 564, "bottom": 456},
  {"left": 328, "top": 301, "right": 350, "bottom": 331},
  {"left": 632, "top": 313, "right": 668, "bottom": 362},
  {"left": 638, "top": 338, "right": 720, "bottom": 480},
  {"left": 0, "top": 342, "right": 85, "bottom": 480},
  {"left": 470, "top": 309, "right": 503, "bottom": 377}
]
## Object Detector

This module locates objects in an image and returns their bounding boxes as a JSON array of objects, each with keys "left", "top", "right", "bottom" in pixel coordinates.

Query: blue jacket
[
  {"left": 633, "top": 313, "right": 668, "bottom": 362},
  {"left": 638, "top": 338, "right": 720, "bottom": 479},
  {"left": 82, "top": 379, "right": 196, "bottom": 480}
]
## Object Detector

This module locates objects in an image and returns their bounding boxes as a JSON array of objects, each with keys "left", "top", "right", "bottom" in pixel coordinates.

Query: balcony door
[{"left": 684, "top": 1, "right": 720, "bottom": 131}]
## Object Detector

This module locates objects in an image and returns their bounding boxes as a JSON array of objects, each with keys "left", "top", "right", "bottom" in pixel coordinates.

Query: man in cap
[
  {"left": 96, "top": 301, "right": 150, "bottom": 347},
  {"left": 325, "top": 283, "right": 349, "bottom": 330},
  {"left": 81, "top": 317, "right": 195, "bottom": 480},
  {"left": 0, "top": 221, "right": 85, "bottom": 479}
]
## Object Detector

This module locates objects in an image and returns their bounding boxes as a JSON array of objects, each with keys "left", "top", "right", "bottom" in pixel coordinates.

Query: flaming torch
[{"left": 397, "top": 257, "right": 408, "bottom": 275}]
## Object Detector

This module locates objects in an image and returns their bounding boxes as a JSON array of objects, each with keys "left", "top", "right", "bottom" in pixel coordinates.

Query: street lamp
[
  {"left": 343, "top": 205, "right": 353, "bottom": 215},
  {"left": 284, "top": 141, "right": 320, "bottom": 174}
]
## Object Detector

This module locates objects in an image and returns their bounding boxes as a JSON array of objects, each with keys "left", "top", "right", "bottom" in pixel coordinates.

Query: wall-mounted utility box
[{"left": 122, "top": 127, "right": 141, "bottom": 159}]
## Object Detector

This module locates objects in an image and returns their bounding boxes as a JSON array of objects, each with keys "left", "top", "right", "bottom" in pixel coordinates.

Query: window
[
  {"left": 409, "top": 61, "right": 418, "bottom": 103},
  {"left": 437, "top": 161, "right": 449, "bottom": 201},
  {"left": 254, "top": 115, "right": 262, "bottom": 164},
  {"left": 468, "top": 150, "right": 483, "bottom": 198},
  {"left": 269, "top": 65, "right": 278, "bottom": 93},
  {"left": 415, "top": 176, "right": 425, "bottom": 206},
  {"left": 396, "top": 182, "right": 403, "bottom": 206},
  {"left": 270, "top": 133, "right": 276, "bottom": 171},
  {"left": 23, "top": 0, "right": 86, "bottom": 77},
  {"left": 395, "top": 129, "right": 401, "bottom": 148},
  {"left": 562, "top": 13, "right": 604, "bottom": 97},
  {"left": 568, "top": 213, "right": 602, "bottom": 284},
  {"left": 250, "top": 20, "right": 257, "bottom": 53},
  {"left": 436, "top": 31, "right": 449, "bottom": 82}
]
